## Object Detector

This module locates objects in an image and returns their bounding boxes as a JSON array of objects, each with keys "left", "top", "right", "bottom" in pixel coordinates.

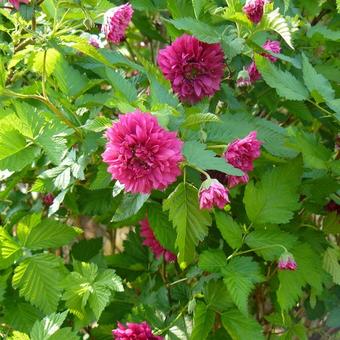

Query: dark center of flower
[{"left": 128, "top": 144, "right": 153, "bottom": 171}]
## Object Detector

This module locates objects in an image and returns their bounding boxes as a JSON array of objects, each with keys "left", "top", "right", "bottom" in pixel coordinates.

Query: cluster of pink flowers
[
  {"left": 102, "top": 3, "right": 133, "bottom": 44},
  {"left": 278, "top": 252, "right": 297, "bottom": 271},
  {"left": 243, "top": 0, "right": 266, "bottom": 24},
  {"left": 157, "top": 34, "right": 225, "bottom": 104},
  {"left": 112, "top": 321, "right": 163, "bottom": 340},
  {"left": 237, "top": 40, "right": 281, "bottom": 87},
  {"left": 199, "top": 179, "right": 229, "bottom": 210},
  {"left": 224, "top": 131, "right": 262, "bottom": 187},
  {"left": 102, "top": 110, "right": 183, "bottom": 194},
  {"left": 140, "top": 219, "right": 176, "bottom": 262}
]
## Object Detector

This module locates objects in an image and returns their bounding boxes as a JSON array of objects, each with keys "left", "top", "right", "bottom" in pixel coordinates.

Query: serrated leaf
[
  {"left": 215, "top": 211, "right": 242, "bottom": 249},
  {"left": 277, "top": 244, "right": 326, "bottom": 311},
  {"left": 302, "top": 54, "right": 335, "bottom": 103},
  {"left": 106, "top": 69, "right": 137, "bottom": 103},
  {"left": 245, "top": 228, "right": 297, "bottom": 260},
  {"left": 83, "top": 116, "right": 113, "bottom": 132},
  {"left": 257, "top": 8, "right": 293, "bottom": 48},
  {"left": 307, "top": 24, "right": 340, "bottom": 41},
  {"left": 204, "top": 279, "right": 233, "bottom": 312},
  {"left": 163, "top": 183, "right": 211, "bottom": 264},
  {"left": 323, "top": 247, "right": 340, "bottom": 285},
  {"left": 192, "top": 0, "right": 205, "bottom": 18},
  {"left": 17, "top": 215, "right": 81, "bottom": 250},
  {"left": 12, "top": 254, "right": 65, "bottom": 314},
  {"left": 182, "top": 113, "right": 220, "bottom": 129},
  {"left": 168, "top": 18, "right": 220, "bottom": 43},
  {"left": 191, "top": 302, "right": 215, "bottom": 340},
  {"left": 255, "top": 55, "right": 309, "bottom": 101},
  {"left": 30, "top": 311, "right": 68, "bottom": 340},
  {"left": 0, "top": 227, "right": 22, "bottom": 269},
  {"left": 183, "top": 141, "right": 243, "bottom": 176},
  {"left": 112, "top": 193, "right": 149, "bottom": 222},
  {"left": 222, "top": 308, "right": 264, "bottom": 340},
  {"left": 222, "top": 256, "right": 264, "bottom": 315},
  {"left": 62, "top": 262, "right": 123, "bottom": 320},
  {"left": 32, "top": 48, "right": 61, "bottom": 76},
  {"left": 89, "top": 163, "right": 111, "bottom": 190},
  {"left": 198, "top": 249, "right": 227, "bottom": 273},
  {"left": 244, "top": 157, "right": 302, "bottom": 224},
  {"left": 48, "top": 328, "right": 80, "bottom": 340},
  {"left": 147, "top": 204, "right": 177, "bottom": 253}
]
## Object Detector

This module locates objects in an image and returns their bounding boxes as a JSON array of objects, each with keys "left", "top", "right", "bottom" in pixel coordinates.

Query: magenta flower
[
  {"left": 224, "top": 131, "right": 262, "bottom": 188},
  {"left": 237, "top": 62, "right": 261, "bottom": 87},
  {"left": 9, "top": 0, "right": 29, "bottom": 9},
  {"left": 199, "top": 179, "right": 230, "bottom": 210},
  {"left": 157, "top": 34, "right": 225, "bottom": 104},
  {"left": 325, "top": 200, "right": 340, "bottom": 215},
  {"left": 140, "top": 219, "right": 176, "bottom": 262},
  {"left": 262, "top": 40, "right": 281, "bottom": 62},
  {"left": 102, "top": 3, "right": 133, "bottom": 44},
  {"left": 243, "top": 0, "right": 265, "bottom": 24},
  {"left": 278, "top": 252, "right": 297, "bottom": 271},
  {"left": 42, "top": 193, "right": 54, "bottom": 207},
  {"left": 102, "top": 110, "right": 183, "bottom": 194},
  {"left": 112, "top": 321, "right": 163, "bottom": 340}
]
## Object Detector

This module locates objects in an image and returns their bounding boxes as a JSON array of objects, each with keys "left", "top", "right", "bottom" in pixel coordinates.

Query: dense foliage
[{"left": 0, "top": 0, "right": 339, "bottom": 339}]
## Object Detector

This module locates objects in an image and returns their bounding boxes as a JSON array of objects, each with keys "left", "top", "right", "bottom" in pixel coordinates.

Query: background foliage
[{"left": 0, "top": 0, "right": 339, "bottom": 339}]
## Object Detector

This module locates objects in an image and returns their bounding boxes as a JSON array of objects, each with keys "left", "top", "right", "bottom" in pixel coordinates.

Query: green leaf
[
  {"left": 257, "top": 8, "right": 293, "bottom": 48},
  {"left": 182, "top": 113, "right": 220, "bottom": 129},
  {"left": 12, "top": 254, "right": 65, "bottom": 314},
  {"left": 30, "top": 311, "right": 68, "bottom": 340},
  {"left": 163, "top": 183, "right": 211, "bottom": 265},
  {"left": 63, "top": 262, "right": 123, "bottom": 320},
  {"left": 204, "top": 279, "right": 234, "bottom": 312},
  {"left": 83, "top": 116, "right": 113, "bottom": 132},
  {"left": 302, "top": 54, "right": 335, "bottom": 103},
  {"left": 191, "top": 302, "right": 215, "bottom": 340},
  {"left": 89, "top": 163, "right": 112, "bottom": 190},
  {"left": 323, "top": 247, "right": 340, "bottom": 285},
  {"left": 0, "top": 129, "right": 40, "bottom": 171},
  {"left": 215, "top": 211, "right": 242, "bottom": 249},
  {"left": 222, "top": 256, "right": 264, "bottom": 315},
  {"left": 168, "top": 18, "right": 220, "bottom": 43},
  {"left": 222, "top": 308, "right": 264, "bottom": 340},
  {"left": 147, "top": 204, "right": 177, "bottom": 253},
  {"left": 32, "top": 48, "right": 61, "bottom": 76},
  {"left": 245, "top": 228, "right": 297, "bottom": 261},
  {"left": 254, "top": 55, "right": 309, "bottom": 101},
  {"left": 198, "top": 249, "right": 228, "bottom": 273},
  {"left": 183, "top": 141, "right": 243, "bottom": 176},
  {"left": 277, "top": 244, "right": 326, "bottom": 311},
  {"left": 192, "top": 0, "right": 206, "bottom": 19},
  {"left": 112, "top": 193, "right": 149, "bottom": 222},
  {"left": 307, "top": 23, "right": 340, "bottom": 42},
  {"left": 48, "top": 328, "right": 80, "bottom": 340},
  {"left": 0, "top": 227, "right": 22, "bottom": 269},
  {"left": 53, "top": 57, "right": 87, "bottom": 97},
  {"left": 17, "top": 215, "right": 81, "bottom": 250},
  {"left": 244, "top": 157, "right": 302, "bottom": 224}
]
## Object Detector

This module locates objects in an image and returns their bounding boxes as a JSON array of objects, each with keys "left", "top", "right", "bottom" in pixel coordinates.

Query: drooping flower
[
  {"left": 199, "top": 179, "right": 230, "bottom": 210},
  {"left": 140, "top": 219, "right": 176, "bottom": 262},
  {"left": 112, "top": 321, "right": 163, "bottom": 340},
  {"left": 42, "top": 193, "right": 54, "bottom": 207},
  {"left": 262, "top": 40, "right": 281, "bottom": 62},
  {"left": 102, "top": 110, "right": 183, "bottom": 194},
  {"left": 224, "top": 131, "right": 262, "bottom": 188},
  {"left": 157, "top": 34, "right": 225, "bottom": 104},
  {"left": 243, "top": 0, "right": 266, "bottom": 24},
  {"left": 102, "top": 3, "right": 133, "bottom": 44},
  {"left": 278, "top": 252, "right": 297, "bottom": 271},
  {"left": 237, "top": 62, "right": 261, "bottom": 87},
  {"left": 9, "top": 0, "right": 29, "bottom": 10}
]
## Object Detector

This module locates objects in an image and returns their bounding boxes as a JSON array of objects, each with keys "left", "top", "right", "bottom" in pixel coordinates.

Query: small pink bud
[
  {"left": 278, "top": 252, "right": 297, "bottom": 271},
  {"left": 199, "top": 179, "right": 230, "bottom": 210},
  {"left": 243, "top": 0, "right": 265, "bottom": 24},
  {"left": 9, "top": 0, "right": 29, "bottom": 10},
  {"left": 42, "top": 193, "right": 54, "bottom": 207}
]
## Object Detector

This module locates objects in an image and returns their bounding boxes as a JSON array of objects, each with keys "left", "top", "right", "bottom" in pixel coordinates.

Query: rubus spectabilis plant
[{"left": 0, "top": 0, "right": 339, "bottom": 339}]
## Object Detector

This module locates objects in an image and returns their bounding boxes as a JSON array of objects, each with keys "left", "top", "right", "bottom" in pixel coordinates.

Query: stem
[
  {"left": 168, "top": 277, "right": 189, "bottom": 287},
  {"left": 307, "top": 99, "right": 335, "bottom": 118},
  {"left": 154, "top": 303, "right": 189, "bottom": 336},
  {"left": 227, "top": 244, "right": 288, "bottom": 261},
  {"left": 42, "top": 49, "right": 47, "bottom": 98},
  {"left": 125, "top": 39, "right": 136, "bottom": 61},
  {"left": 186, "top": 163, "right": 210, "bottom": 179},
  {"left": 206, "top": 144, "right": 227, "bottom": 150}
]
